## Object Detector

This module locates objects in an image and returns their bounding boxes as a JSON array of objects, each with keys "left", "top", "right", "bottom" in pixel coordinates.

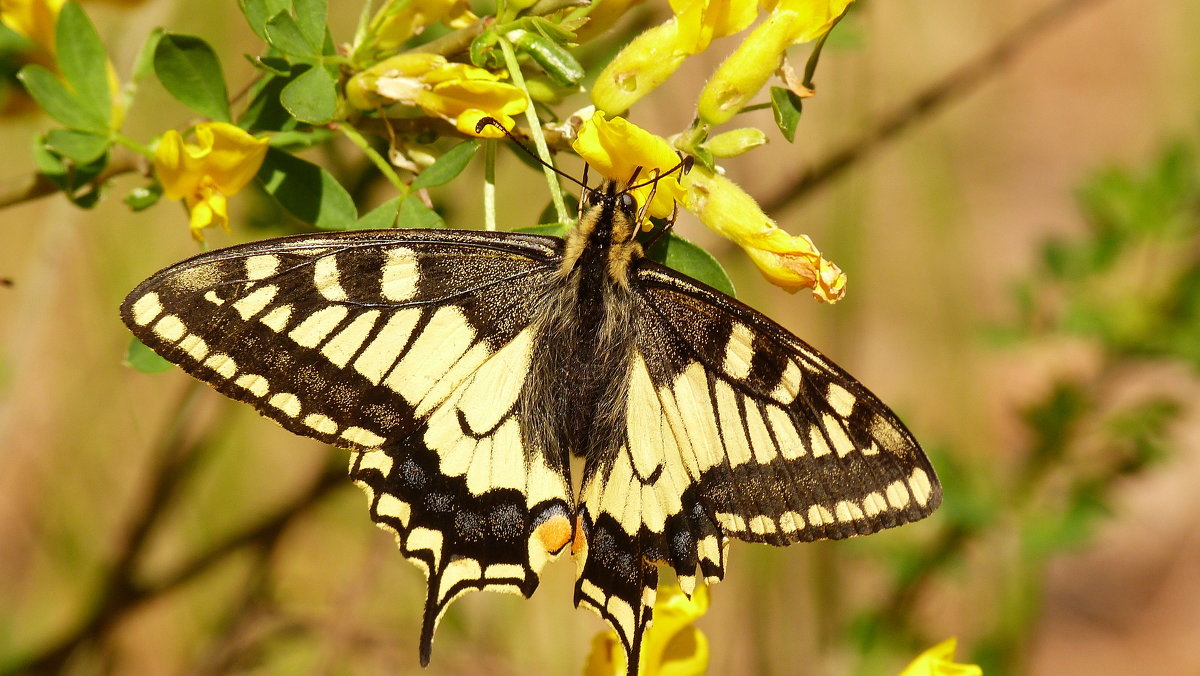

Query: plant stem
[{"left": 338, "top": 122, "right": 408, "bottom": 194}]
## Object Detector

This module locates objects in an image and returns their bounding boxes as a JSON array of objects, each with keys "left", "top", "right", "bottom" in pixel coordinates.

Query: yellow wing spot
[
  {"left": 834, "top": 500, "right": 865, "bottom": 523},
  {"left": 245, "top": 254, "right": 279, "bottom": 280},
  {"left": 177, "top": 334, "right": 209, "bottom": 361},
  {"left": 767, "top": 406, "right": 805, "bottom": 459},
  {"left": 696, "top": 535, "right": 722, "bottom": 574},
  {"left": 390, "top": 306, "right": 476, "bottom": 406},
  {"left": 342, "top": 426, "right": 386, "bottom": 448},
  {"left": 778, "top": 510, "right": 805, "bottom": 532},
  {"left": 677, "top": 574, "right": 698, "bottom": 597},
  {"left": 131, "top": 293, "right": 163, "bottom": 326},
  {"left": 153, "top": 314, "right": 187, "bottom": 343},
  {"left": 376, "top": 493, "right": 411, "bottom": 526},
  {"left": 255, "top": 304, "right": 290, "bottom": 333},
  {"left": 809, "top": 426, "right": 832, "bottom": 457},
  {"left": 863, "top": 442, "right": 880, "bottom": 456},
  {"left": 289, "top": 306, "right": 350, "bottom": 348},
  {"left": 909, "top": 468, "right": 933, "bottom": 507},
  {"left": 231, "top": 285, "right": 278, "bottom": 321},
  {"left": 304, "top": 413, "right": 338, "bottom": 435},
  {"left": 885, "top": 480, "right": 911, "bottom": 510},
  {"left": 606, "top": 595, "right": 636, "bottom": 642},
  {"left": 235, "top": 373, "right": 270, "bottom": 397},
  {"left": 807, "top": 504, "right": 834, "bottom": 526},
  {"left": 203, "top": 353, "right": 237, "bottom": 379},
  {"left": 862, "top": 492, "right": 888, "bottom": 517},
  {"left": 748, "top": 515, "right": 776, "bottom": 535},
  {"left": 715, "top": 381, "right": 752, "bottom": 466},
  {"left": 203, "top": 290, "right": 225, "bottom": 306},
  {"left": 353, "top": 309, "right": 420, "bottom": 385},
  {"left": 438, "top": 558, "right": 483, "bottom": 598},
  {"left": 407, "top": 527, "right": 445, "bottom": 567},
  {"left": 321, "top": 310, "right": 381, "bottom": 368},
  {"left": 771, "top": 359, "right": 802, "bottom": 404},
  {"left": 716, "top": 512, "right": 747, "bottom": 532},
  {"left": 672, "top": 362, "right": 723, "bottom": 475},
  {"left": 824, "top": 414, "right": 856, "bottom": 457},
  {"left": 826, "top": 382, "right": 856, "bottom": 417},
  {"left": 314, "top": 255, "right": 347, "bottom": 301},
  {"left": 357, "top": 449, "right": 394, "bottom": 475},
  {"left": 745, "top": 404, "right": 778, "bottom": 464},
  {"left": 381, "top": 247, "right": 419, "bottom": 301},
  {"left": 486, "top": 563, "right": 526, "bottom": 580},
  {"left": 871, "top": 414, "right": 908, "bottom": 452},
  {"left": 268, "top": 392, "right": 302, "bottom": 417},
  {"left": 456, "top": 330, "right": 533, "bottom": 433},
  {"left": 722, "top": 323, "right": 755, "bottom": 379}
]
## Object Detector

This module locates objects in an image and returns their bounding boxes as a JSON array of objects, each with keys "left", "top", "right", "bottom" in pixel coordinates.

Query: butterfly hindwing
[
  {"left": 574, "top": 260, "right": 941, "bottom": 660},
  {"left": 121, "top": 230, "right": 577, "bottom": 663}
]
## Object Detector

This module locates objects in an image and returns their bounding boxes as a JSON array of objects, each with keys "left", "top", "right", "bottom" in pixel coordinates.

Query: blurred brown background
[{"left": 1, "top": 0, "right": 1198, "bottom": 674}]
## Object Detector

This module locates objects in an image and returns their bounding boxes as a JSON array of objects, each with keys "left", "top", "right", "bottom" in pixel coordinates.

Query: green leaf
[
  {"left": 645, "top": 231, "right": 736, "bottom": 297},
  {"left": 265, "top": 11, "right": 319, "bottom": 56},
  {"left": 293, "top": 0, "right": 328, "bottom": 49},
  {"left": 352, "top": 197, "right": 401, "bottom": 229},
  {"left": 770, "top": 86, "right": 803, "bottom": 143},
  {"left": 131, "top": 28, "right": 165, "bottom": 83},
  {"left": 55, "top": 2, "right": 111, "bottom": 127},
  {"left": 239, "top": 66, "right": 301, "bottom": 132},
  {"left": 154, "top": 33, "right": 231, "bottom": 122},
  {"left": 411, "top": 141, "right": 479, "bottom": 190},
  {"left": 18, "top": 65, "right": 107, "bottom": 133},
  {"left": 280, "top": 64, "right": 337, "bottom": 124},
  {"left": 124, "top": 184, "right": 163, "bottom": 211},
  {"left": 397, "top": 197, "right": 444, "bottom": 229},
  {"left": 45, "top": 129, "right": 109, "bottom": 163},
  {"left": 257, "top": 147, "right": 356, "bottom": 229},
  {"left": 32, "top": 138, "right": 107, "bottom": 208},
  {"left": 238, "top": 0, "right": 292, "bottom": 42},
  {"left": 125, "top": 338, "right": 175, "bottom": 373}
]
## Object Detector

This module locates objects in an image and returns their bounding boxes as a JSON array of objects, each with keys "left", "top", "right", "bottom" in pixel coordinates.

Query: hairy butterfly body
[{"left": 121, "top": 180, "right": 940, "bottom": 674}]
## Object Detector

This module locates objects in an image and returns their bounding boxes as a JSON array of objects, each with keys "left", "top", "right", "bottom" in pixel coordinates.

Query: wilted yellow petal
[
  {"left": 577, "top": 0, "right": 649, "bottom": 42},
  {"left": 671, "top": 0, "right": 757, "bottom": 53},
  {"left": 186, "top": 186, "right": 229, "bottom": 241},
  {"left": 899, "top": 638, "right": 983, "bottom": 676},
  {"left": 572, "top": 111, "right": 685, "bottom": 218},
  {"left": 683, "top": 168, "right": 845, "bottom": 301}
]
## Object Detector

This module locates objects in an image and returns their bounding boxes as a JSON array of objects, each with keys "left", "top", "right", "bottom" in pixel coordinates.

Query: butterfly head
[{"left": 561, "top": 180, "right": 646, "bottom": 286}]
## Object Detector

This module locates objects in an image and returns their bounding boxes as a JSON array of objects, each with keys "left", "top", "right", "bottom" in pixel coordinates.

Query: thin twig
[
  {"left": 762, "top": 0, "right": 1109, "bottom": 213},
  {"left": 0, "top": 156, "right": 139, "bottom": 211}
]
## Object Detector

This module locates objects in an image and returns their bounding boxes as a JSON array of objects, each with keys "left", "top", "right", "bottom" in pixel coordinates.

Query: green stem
[
  {"left": 338, "top": 122, "right": 408, "bottom": 195},
  {"left": 113, "top": 133, "right": 154, "bottom": 159},
  {"left": 483, "top": 139, "right": 497, "bottom": 231},
  {"left": 497, "top": 36, "right": 569, "bottom": 224}
]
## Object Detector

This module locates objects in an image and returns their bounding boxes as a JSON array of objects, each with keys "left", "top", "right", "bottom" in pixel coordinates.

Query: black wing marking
[
  {"left": 573, "top": 260, "right": 940, "bottom": 665},
  {"left": 121, "top": 229, "right": 576, "bottom": 665}
]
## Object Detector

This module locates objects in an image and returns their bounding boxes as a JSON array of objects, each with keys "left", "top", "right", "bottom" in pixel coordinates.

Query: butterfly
[{"left": 121, "top": 175, "right": 940, "bottom": 674}]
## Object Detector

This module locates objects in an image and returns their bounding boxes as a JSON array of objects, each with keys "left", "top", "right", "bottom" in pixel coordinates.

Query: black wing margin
[
  {"left": 573, "top": 260, "right": 941, "bottom": 668},
  {"left": 121, "top": 229, "right": 577, "bottom": 665}
]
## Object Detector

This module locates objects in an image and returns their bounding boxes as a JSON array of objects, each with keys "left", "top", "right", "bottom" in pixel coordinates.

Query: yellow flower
[
  {"left": 572, "top": 111, "right": 686, "bottom": 220},
  {"left": 584, "top": 583, "right": 710, "bottom": 676},
  {"left": 591, "top": 0, "right": 756, "bottom": 115},
  {"left": 698, "top": 0, "right": 853, "bottom": 125},
  {"left": 365, "top": 0, "right": 476, "bottom": 54},
  {"left": 1, "top": 0, "right": 64, "bottom": 54},
  {"left": 346, "top": 53, "right": 527, "bottom": 138},
  {"left": 899, "top": 638, "right": 983, "bottom": 676},
  {"left": 154, "top": 122, "right": 268, "bottom": 241},
  {"left": 683, "top": 168, "right": 845, "bottom": 301}
]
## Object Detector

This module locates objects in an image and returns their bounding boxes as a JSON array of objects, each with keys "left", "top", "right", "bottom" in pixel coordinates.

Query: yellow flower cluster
[
  {"left": 592, "top": 0, "right": 853, "bottom": 122},
  {"left": 574, "top": 113, "right": 846, "bottom": 302},
  {"left": 154, "top": 122, "right": 268, "bottom": 242},
  {"left": 899, "top": 638, "right": 984, "bottom": 676},
  {"left": 347, "top": 53, "right": 528, "bottom": 139}
]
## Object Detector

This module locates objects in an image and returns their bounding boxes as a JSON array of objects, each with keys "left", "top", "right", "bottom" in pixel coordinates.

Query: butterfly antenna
[
  {"left": 642, "top": 202, "right": 681, "bottom": 251},
  {"left": 475, "top": 117, "right": 588, "bottom": 189}
]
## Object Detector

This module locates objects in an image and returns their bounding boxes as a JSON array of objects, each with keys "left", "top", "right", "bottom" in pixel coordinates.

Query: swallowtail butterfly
[{"left": 121, "top": 178, "right": 940, "bottom": 674}]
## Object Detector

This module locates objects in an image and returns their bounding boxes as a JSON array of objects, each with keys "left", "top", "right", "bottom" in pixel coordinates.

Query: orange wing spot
[{"left": 535, "top": 514, "right": 573, "bottom": 555}]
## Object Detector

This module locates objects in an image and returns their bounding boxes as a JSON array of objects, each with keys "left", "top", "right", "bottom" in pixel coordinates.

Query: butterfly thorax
[{"left": 521, "top": 183, "right": 643, "bottom": 481}]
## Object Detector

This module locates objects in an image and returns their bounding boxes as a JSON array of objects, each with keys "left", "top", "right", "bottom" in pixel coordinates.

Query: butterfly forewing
[{"left": 121, "top": 230, "right": 578, "bottom": 664}]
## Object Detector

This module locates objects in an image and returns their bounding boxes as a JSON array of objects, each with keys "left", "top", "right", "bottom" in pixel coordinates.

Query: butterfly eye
[{"left": 618, "top": 192, "right": 637, "bottom": 214}]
